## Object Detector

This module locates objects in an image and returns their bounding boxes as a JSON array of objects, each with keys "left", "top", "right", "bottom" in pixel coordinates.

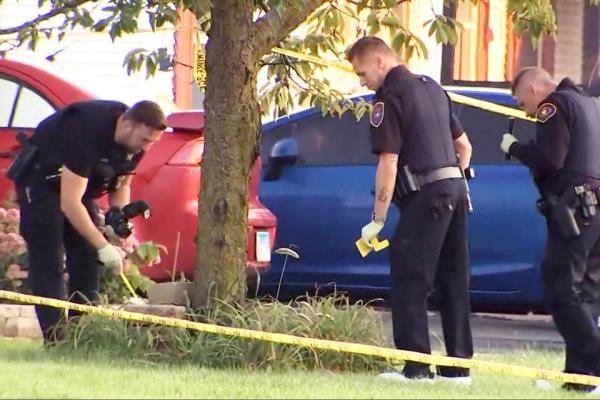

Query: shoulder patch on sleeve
[
  {"left": 370, "top": 102, "right": 385, "bottom": 127},
  {"left": 536, "top": 103, "right": 557, "bottom": 123}
]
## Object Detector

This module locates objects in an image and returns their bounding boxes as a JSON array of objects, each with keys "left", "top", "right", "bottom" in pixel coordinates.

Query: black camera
[{"left": 104, "top": 200, "right": 151, "bottom": 239}]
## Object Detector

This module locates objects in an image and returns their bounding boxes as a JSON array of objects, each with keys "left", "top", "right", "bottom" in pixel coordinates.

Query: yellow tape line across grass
[{"left": 1, "top": 289, "right": 598, "bottom": 387}]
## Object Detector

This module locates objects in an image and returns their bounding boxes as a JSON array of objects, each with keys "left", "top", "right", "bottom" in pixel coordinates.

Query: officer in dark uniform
[
  {"left": 347, "top": 37, "right": 474, "bottom": 383},
  {"left": 10, "top": 100, "right": 166, "bottom": 343},
  {"left": 501, "top": 67, "right": 600, "bottom": 392}
]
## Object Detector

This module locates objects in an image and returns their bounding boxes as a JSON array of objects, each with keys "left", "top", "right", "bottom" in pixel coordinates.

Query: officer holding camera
[
  {"left": 9, "top": 100, "right": 166, "bottom": 343},
  {"left": 346, "top": 37, "right": 474, "bottom": 382},
  {"left": 501, "top": 67, "right": 600, "bottom": 392}
]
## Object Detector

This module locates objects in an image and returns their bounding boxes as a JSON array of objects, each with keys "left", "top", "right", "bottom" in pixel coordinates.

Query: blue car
[{"left": 257, "top": 87, "right": 545, "bottom": 312}]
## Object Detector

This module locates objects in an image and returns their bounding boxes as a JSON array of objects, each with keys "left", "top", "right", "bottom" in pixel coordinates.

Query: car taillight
[
  {"left": 256, "top": 230, "right": 271, "bottom": 262},
  {"left": 167, "top": 140, "right": 204, "bottom": 166}
]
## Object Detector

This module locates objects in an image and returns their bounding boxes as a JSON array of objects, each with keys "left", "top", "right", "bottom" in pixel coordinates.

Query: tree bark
[
  {"left": 192, "top": 0, "right": 330, "bottom": 308},
  {"left": 252, "top": 0, "right": 328, "bottom": 56},
  {"left": 192, "top": 0, "right": 260, "bottom": 308}
]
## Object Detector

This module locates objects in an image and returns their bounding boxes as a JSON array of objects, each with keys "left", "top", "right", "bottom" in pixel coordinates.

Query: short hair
[
  {"left": 123, "top": 100, "right": 167, "bottom": 130},
  {"left": 511, "top": 67, "right": 553, "bottom": 95},
  {"left": 346, "top": 36, "right": 394, "bottom": 62}
]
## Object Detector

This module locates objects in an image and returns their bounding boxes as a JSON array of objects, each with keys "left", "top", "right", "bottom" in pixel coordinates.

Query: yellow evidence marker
[{"left": 355, "top": 236, "right": 390, "bottom": 258}]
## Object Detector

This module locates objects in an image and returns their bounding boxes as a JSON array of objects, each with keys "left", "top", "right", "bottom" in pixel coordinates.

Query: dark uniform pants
[
  {"left": 542, "top": 213, "right": 600, "bottom": 379},
  {"left": 16, "top": 172, "right": 101, "bottom": 343},
  {"left": 390, "top": 178, "right": 473, "bottom": 378}
]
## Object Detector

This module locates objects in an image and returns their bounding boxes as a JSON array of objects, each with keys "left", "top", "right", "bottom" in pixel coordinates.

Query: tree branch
[
  {"left": 0, "top": 0, "right": 93, "bottom": 35},
  {"left": 344, "top": 0, "right": 410, "bottom": 9},
  {"left": 252, "top": 0, "right": 329, "bottom": 58}
]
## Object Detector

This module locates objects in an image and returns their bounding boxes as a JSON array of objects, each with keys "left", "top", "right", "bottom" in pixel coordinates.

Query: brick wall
[{"left": 553, "top": 0, "right": 584, "bottom": 82}]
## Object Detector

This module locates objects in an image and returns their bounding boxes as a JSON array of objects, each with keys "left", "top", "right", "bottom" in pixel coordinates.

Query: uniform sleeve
[
  {"left": 63, "top": 111, "right": 95, "bottom": 178},
  {"left": 450, "top": 113, "right": 464, "bottom": 139},
  {"left": 509, "top": 97, "right": 570, "bottom": 177},
  {"left": 446, "top": 92, "right": 464, "bottom": 139},
  {"left": 369, "top": 96, "right": 403, "bottom": 155}
]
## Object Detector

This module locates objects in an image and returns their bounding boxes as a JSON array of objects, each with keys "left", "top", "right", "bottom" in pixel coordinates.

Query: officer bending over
[
  {"left": 12, "top": 100, "right": 166, "bottom": 343},
  {"left": 501, "top": 67, "right": 600, "bottom": 393},
  {"left": 347, "top": 36, "right": 474, "bottom": 383}
]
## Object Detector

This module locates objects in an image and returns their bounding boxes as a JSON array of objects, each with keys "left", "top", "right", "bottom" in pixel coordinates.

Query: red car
[
  {"left": 0, "top": 58, "right": 94, "bottom": 201},
  {"left": 0, "top": 58, "right": 277, "bottom": 280},
  {"left": 131, "top": 111, "right": 277, "bottom": 281}
]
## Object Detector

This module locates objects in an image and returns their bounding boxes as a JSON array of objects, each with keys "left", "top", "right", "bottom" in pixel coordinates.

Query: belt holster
[
  {"left": 540, "top": 189, "right": 581, "bottom": 239},
  {"left": 6, "top": 131, "right": 37, "bottom": 182},
  {"left": 395, "top": 165, "right": 420, "bottom": 199}
]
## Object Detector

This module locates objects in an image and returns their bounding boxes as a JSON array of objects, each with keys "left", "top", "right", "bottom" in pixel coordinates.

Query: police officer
[
  {"left": 346, "top": 37, "right": 474, "bottom": 382},
  {"left": 12, "top": 100, "right": 166, "bottom": 344},
  {"left": 501, "top": 67, "right": 600, "bottom": 392}
]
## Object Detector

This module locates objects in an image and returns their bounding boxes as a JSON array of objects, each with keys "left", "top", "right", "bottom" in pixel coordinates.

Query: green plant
[
  {"left": 0, "top": 203, "right": 166, "bottom": 303},
  {"left": 58, "top": 292, "right": 389, "bottom": 372},
  {"left": 99, "top": 240, "right": 166, "bottom": 304}
]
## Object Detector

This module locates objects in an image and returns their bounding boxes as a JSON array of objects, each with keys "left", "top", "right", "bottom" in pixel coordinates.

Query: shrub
[
  {"left": 0, "top": 208, "right": 28, "bottom": 293},
  {"left": 57, "top": 292, "right": 391, "bottom": 372}
]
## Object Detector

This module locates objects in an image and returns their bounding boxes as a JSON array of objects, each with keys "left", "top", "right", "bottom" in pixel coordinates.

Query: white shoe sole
[{"left": 378, "top": 372, "right": 435, "bottom": 383}]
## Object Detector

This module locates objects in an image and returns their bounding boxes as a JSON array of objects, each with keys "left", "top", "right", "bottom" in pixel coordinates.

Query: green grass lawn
[{"left": 0, "top": 338, "right": 594, "bottom": 399}]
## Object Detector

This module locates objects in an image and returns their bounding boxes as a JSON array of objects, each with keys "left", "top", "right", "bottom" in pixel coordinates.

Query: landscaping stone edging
[{"left": 0, "top": 303, "right": 186, "bottom": 339}]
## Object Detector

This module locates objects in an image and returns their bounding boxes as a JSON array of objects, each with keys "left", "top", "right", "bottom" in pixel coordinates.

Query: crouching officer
[
  {"left": 347, "top": 37, "right": 474, "bottom": 383},
  {"left": 501, "top": 67, "right": 600, "bottom": 392},
  {"left": 8, "top": 100, "right": 166, "bottom": 343}
]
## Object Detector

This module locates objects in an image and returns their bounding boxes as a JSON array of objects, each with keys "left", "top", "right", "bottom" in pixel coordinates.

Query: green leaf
[
  {"left": 391, "top": 32, "right": 405, "bottom": 52},
  {"left": 428, "top": 19, "right": 437, "bottom": 37},
  {"left": 381, "top": 15, "right": 400, "bottom": 29},
  {"left": 94, "top": 17, "right": 113, "bottom": 31},
  {"left": 367, "top": 13, "right": 380, "bottom": 35},
  {"left": 435, "top": 23, "right": 448, "bottom": 44},
  {"left": 135, "top": 244, "right": 148, "bottom": 262}
]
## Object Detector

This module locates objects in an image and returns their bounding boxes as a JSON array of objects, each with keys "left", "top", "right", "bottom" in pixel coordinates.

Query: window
[
  {"left": 262, "top": 103, "right": 536, "bottom": 167},
  {"left": 452, "top": 102, "right": 536, "bottom": 164},
  {"left": 262, "top": 112, "right": 377, "bottom": 166},
  {"left": 12, "top": 86, "right": 54, "bottom": 128},
  {"left": 0, "top": 78, "right": 18, "bottom": 127}
]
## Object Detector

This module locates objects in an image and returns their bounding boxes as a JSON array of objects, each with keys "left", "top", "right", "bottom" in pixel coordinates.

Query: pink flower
[
  {"left": 0, "top": 208, "right": 7, "bottom": 220},
  {"left": 5, "top": 209, "right": 19, "bottom": 225},
  {"left": 0, "top": 241, "right": 11, "bottom": 256},
  {"left": 6, "top": 233, "right": 21, "bottom": 242},
  {"left": 0, "top": 233, "right": 26, "bottom": 256},
  {"left": 5, "top": 264, "right": 22, "bottom": 280}
]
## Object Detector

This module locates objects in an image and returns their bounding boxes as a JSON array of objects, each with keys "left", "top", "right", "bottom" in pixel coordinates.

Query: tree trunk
[{"left": 192, "top": 0, "right": 260, "bottom": 308}]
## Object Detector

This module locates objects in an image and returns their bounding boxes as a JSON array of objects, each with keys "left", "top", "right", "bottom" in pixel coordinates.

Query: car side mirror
[{"left": 264, "top": 138, "right": 299, "bottom": 181}]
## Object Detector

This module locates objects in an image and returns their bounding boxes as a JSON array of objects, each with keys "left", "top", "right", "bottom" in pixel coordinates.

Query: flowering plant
[
  {"left": 100, "top": 235, "right": 165, "bottom": 304},
  {"left": 0, "top": 207, "right": 165, "bottom": 304},
  {"left": 0, "top": 208, "right": 28, "bottom": 292}
]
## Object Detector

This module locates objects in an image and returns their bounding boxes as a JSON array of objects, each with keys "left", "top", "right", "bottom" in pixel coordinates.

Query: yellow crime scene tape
[
  {"left": 1, "top": 289, "right": 600, "bottom": 387},
  {"left": 0, "top": 45, "right": 578, "bottom": 389},
  {"left": 120, "top": 273, "right": 139, "bottom": 299},
  {"left": 270, "top": 47, "right": 535, "bottom": 122}
]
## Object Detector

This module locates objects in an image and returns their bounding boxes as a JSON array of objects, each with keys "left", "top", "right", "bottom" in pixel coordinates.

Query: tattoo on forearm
[{"left": 377, "top": 189, "right": 389, "bottom": 203}]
